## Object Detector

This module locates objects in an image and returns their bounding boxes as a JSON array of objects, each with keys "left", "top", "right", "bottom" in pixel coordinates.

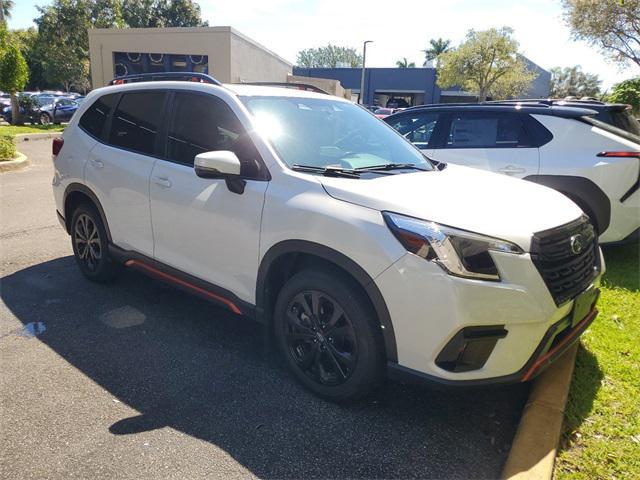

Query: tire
[
  {"left": 273, "top": 268, "right": 384, "bottom": 401},
  {"left": 39, "top": 112, "right": 51, "bottom": 125},
  {"left": 70, "top": 203, "right": 119, "bottom": 283}
]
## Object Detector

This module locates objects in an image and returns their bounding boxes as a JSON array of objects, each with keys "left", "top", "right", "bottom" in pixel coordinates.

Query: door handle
[
  {"left": 498, "top": 165, "right": 526, "bottom": 175},
  {"left": 89, "top": 158, "right": 104, "bottom": 169},
  {"left": 152, "top": 176, "right": 172, "bottom": 188}
]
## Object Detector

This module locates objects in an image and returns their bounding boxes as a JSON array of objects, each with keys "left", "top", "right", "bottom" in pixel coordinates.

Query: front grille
[{"left": 531, "top": 215, "right": 599, "bottom": 305}]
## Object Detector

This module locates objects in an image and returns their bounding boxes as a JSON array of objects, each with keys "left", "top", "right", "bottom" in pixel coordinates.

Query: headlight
[{"left": 383, "top": 211, "right": 523, "bottom": 280}]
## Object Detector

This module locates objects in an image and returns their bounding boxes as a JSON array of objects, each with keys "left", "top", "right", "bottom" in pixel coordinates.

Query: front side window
[
  {"left": 166, "top": 92, "right": 266, "bottom": 178},
  {"left": 79, "top": 93, "right": 117, "bottom": 139},
  {"left": 240, "top": 96, "right": 432, "bottom": 171},
  {"left": 446, "top": 112, "right": 531, "bottom": 149},
  {"left": 109, "top": 91, "right": 165, "bottom": 155},
  {"left": 388, "top": 112, "right": 440, "bottom": 149}
]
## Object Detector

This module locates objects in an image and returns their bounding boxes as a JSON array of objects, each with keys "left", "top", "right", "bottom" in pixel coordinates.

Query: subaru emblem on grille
[{"left": 570, "top": 234, "right": 584, "bottom": 255}]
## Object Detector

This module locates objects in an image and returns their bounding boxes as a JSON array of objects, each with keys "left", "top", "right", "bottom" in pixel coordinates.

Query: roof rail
[
  {"left": 237, "top": 82, "right": 329, "bottom": 94},
  {"left": 108, "top": 72, "right": 222, "bottom": 86}
]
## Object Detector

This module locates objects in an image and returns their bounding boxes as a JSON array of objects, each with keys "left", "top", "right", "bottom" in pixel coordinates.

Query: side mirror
[{"left": 194, "top": 150, "right": 245, "bottom": 194}]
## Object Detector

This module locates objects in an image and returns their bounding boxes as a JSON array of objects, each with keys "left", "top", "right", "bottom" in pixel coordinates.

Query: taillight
[
  {"left": 597, "top": 151, "right": 640, "bottom": 158},
  {"left": 52, "top": 137, "right": 64, "bottom": 156}
]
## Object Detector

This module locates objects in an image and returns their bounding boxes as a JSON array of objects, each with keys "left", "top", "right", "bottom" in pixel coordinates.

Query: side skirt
[{"left": 108, "top": 245, "right": 256, "bottom": 318}]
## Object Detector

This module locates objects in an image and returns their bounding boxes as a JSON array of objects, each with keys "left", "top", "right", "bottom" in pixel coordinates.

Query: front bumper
[{"left": 375, "top": 249, "right": 603, "bottom": 384}]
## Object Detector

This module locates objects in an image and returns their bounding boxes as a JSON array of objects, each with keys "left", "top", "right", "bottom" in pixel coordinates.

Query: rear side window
[
  {"left": 79, "top": 94, "right": 116, "bottom": 138},
  {"left": 166, "top": 92, "right": 266, "bottom": 178},
  {"left": 109, "top": 91, "right": 166, "bottom": 156},
  {"left": 387, "top": 112, "right": 440, "bottom": 149},
  {"left": 445, "top": 112, "right": 531, "bottom": 148},
  {"left": 597, "top": 109, "right": 640, "bottom": 137}
]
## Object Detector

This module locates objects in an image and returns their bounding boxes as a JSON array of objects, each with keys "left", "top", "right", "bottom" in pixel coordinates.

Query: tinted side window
[
  {"left": 79, "top": 93, "right": 116, "bottom": 138},
  {"left": 109, "top": 91, "right": 165, "bottom": 156},
  {"left": 167, "top": 92, "right": 266, "bottom": 178},
  {"left": 445, "top": 112, "right": 531, "bottom": 148},
  {"left": 388, "top": 112, "right": 440, "bottom": 149}
]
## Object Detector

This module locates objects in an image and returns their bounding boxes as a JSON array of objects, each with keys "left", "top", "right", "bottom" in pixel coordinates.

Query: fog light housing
[{"left": 436, "top": 326, "right": 508, "bottom": 373}]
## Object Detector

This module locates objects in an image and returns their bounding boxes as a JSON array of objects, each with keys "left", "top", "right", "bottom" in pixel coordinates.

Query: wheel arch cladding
[
  {"left": 256, "top": 240, "right": 398, "bottom": 363},
  {"left": 63, "top": 183, "right": 112, "bottom": 241},
  {"left": 524, "top": 175, "right": 611, "bottom": 234}
]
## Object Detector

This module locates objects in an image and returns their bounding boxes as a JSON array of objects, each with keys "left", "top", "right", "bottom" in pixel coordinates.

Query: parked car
[
  {"left": 2, "top": 94, "right": 78, "bottom": 124},
  {"left": 385, "top": 103, "right": 640, "bottom": 245},
  {"left": 52, "top": 76, "right": 603, "bottom": 400},
  {"left": 488, "top": 98, "right": 640, "bottom": 136},
  {"left": 373, "top": 107, "right": 404, "bottom": 119}
]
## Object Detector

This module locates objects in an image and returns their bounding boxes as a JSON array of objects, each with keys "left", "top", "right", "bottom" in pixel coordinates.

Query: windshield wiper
[
  {"left": 291, "top": 164, "right": 361, "bottom": 178},
  {"left": 356, "top": 163, "right": 430, "bottom": 172}
]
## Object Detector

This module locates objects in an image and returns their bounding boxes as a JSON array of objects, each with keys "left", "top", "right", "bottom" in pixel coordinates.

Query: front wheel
[
  {"left": 274, "top": 269, "right": 384, "bottom": 401},
  {"left": 39, "top": 112, "right": 51, "bottom": 125},
  {"left": 70, "top": 203, "right": 119, "bottom": 283}
]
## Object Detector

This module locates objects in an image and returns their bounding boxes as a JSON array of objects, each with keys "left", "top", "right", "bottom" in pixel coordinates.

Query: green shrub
[{"left": 0, "top": 134, "right": 16, "bottom": 160}]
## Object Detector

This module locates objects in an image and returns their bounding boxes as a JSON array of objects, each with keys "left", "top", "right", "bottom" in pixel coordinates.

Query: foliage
[
  {"left": 561, "top": 0, "right": 640, "bottom": 68},
  {"left": 555, "top": 244, "right": 640, "bottom": 479},
  {"left": 550, "top": 65, "right": 601, "bottom": 98},
  {"left": 0, "top": 41, "right": 28, "bottom": 93},
  {"left": 1, "top": 0, "right": 14, "bottom": 21},
  {"left": 423, "top": 38, "right": 450, "bottom": 67},
  {"left": 0, "top": 133, "right": 16, "bottom": 160},
  {"left": 437, "top": 27, "right": 536, "bottom": 101},
  {"left": 607, "top": 78, "right": 640, "bottom": 114},
  {"left": 396, "top": 57, "right": 415, "bottom": 68},
  {"left": 122, "top": 0, "right": 208, "bottom": 28},
  {"left": 296, "top": 44, "right": 362, "bottom": 68}
]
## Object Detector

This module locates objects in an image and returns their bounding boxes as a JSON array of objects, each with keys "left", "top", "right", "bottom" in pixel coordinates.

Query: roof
[{"left": 395, "top": 103, "right": 598, "bottom": 119}]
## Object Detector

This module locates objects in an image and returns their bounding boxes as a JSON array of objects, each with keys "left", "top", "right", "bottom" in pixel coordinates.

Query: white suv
[
  {"left": 385, "top": 104, "right": 640, "bottom": 245},
  {"left": 52, "top": 76, "right": 603, "bottom": 400}
]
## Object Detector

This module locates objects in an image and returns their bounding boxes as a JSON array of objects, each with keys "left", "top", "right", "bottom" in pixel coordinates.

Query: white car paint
[{"left": 52, "top": 82, "right": 603, "bottom": 387}]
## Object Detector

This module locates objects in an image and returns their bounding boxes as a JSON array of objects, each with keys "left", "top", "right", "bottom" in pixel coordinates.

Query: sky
[{"left": 8, "top": 0, "right": 639, "bottom": 91}]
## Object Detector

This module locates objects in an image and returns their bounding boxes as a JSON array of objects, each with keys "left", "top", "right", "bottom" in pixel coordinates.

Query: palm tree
[
  {"left": 423, "top": 38, "right": 451, "bottom": 67},
  {"left": 1, "top": 0, "right": 14, "bottom": 22},
  {"left": 396, "top": 57, "right": 416, "bottom": 68}
]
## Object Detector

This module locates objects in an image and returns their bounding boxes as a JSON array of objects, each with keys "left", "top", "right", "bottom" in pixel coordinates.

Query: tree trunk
[
  {"left": 10, "top": 93, "right": 24, "bottom": 126},
  {"left": 478, "top": 88, "right": 488, "bottom": 102}
]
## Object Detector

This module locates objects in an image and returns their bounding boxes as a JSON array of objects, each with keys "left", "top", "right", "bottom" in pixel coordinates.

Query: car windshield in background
[{"left": 240, "top": 96, "right": 432, "bottom": 171}]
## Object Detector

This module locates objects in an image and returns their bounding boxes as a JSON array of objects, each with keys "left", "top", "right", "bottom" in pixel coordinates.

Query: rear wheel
[
  {"left": 274, "top": 269, "right": 384, "bottom": 401},
  {"left": 70, "top": 203, "right": 118, "bottom": 283},
  {"left": 39, "top": 112, "right": 51, "bottom": 125}
]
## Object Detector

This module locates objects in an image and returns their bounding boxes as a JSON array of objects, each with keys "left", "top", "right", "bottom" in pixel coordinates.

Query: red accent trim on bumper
[
  {"left": 124, "top": 259, "right": 242, "bottom": 315},
  {"left": 521, "top": 307, "right": 598, "bottom": 381}
]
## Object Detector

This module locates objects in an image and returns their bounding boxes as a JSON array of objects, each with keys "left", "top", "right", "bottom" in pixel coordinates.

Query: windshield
[{"left": 240, "top": 96, "right": 433, "bottom": 171}]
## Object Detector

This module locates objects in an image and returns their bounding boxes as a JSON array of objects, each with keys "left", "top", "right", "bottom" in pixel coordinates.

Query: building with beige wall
[{"left": 88, "top": 26, "right": 292, "bottom": 88}]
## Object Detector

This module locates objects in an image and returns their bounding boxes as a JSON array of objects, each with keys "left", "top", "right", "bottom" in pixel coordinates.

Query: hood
[{"left": 319, "top": 164, "right": 583, "bottom": 251}]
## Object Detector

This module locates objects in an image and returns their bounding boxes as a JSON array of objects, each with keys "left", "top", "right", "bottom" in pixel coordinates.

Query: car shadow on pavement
[{"left": 2, "top": 256, "right": 530, "bottom": 479}]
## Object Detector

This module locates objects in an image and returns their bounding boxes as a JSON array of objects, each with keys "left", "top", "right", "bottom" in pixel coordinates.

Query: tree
[
  {"left": 396, "top": 57, "right": 415, "bottom": 68},
  {"left": 561, "top": 0, "right": 640, "bottom": 68},
  {"left": 423, "top": 38, "right": 450, "bottom": 67},
  {"left": 1, "top": 0, "right": 14, "bottom": 22},
  {"left": 122, "top": 0, "right": 208, "bottom": 28},
  {"left": 296, "top": 45, "right": 362, "bottom": 68},
  {"left": 0, "top": 42, "right": 29, "bottom": 124},
  {"left": 549, "top": 65, "right": 601, "bottom": 98},
  {"left": 608, "top": 78, "right": 640, "bottom": 114},
  {"left": 437, "top": 27, "right": 537, "bottom": 101}
]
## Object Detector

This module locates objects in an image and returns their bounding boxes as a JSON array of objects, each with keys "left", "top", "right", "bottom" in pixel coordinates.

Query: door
[
  {"left": 53, "top": 98, "right": 78, "bottom": 122},
  {"left": 386, "top": 111, "right": 442, "bottom": 156},
  {"left": 149, "top": 91, "right": 269, "bottom": 302},
  {"left": 84, "top": 90, "right": 166, "bottom": 256},
  {"left": 429, "top": 111, "right": 539, "bottom": 178}
]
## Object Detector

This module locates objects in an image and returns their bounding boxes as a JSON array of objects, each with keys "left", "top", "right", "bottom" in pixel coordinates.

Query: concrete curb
[
  {"left": 14, "top": 132, "right": 62, "bottom": 143},
  {"left": 0, "top": 152, "right": 29, "bottom": 173},
  {"left": 502, "top": 343, "right": 578, "bottom": 480}
]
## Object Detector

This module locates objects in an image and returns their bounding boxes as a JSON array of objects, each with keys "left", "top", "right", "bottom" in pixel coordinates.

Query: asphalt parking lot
[{"left": 1, "top": 138, "right": 530, "bottom": 479}]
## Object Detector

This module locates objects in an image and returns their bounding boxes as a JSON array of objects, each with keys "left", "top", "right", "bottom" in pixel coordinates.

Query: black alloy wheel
[
  {"left": 284, "top": 290, "right": 358, "bottom": 386},
  {"left": 274, "top": 269, "right": 384, "bottom": 401},
  {"left": 70, "top": 203, "right": 119, "bottom": 283}
]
